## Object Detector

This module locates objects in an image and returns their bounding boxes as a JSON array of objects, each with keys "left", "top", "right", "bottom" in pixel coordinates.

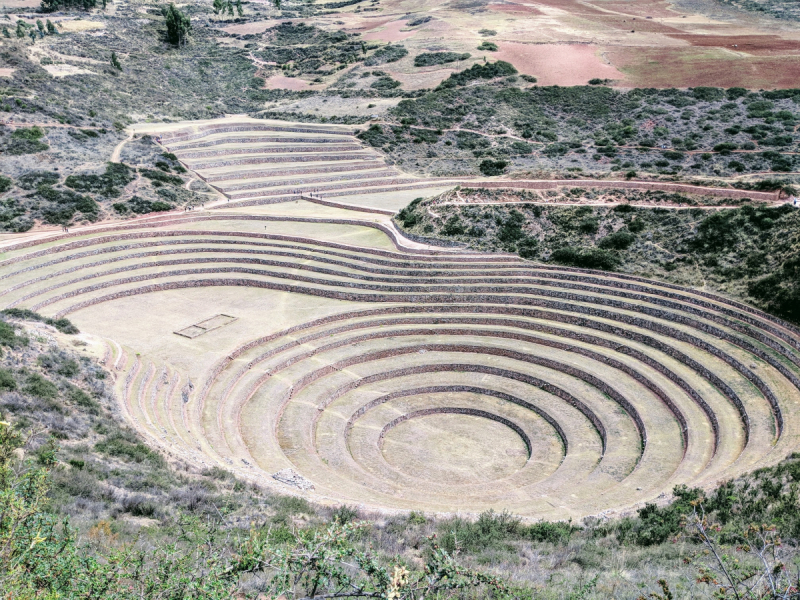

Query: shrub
[
  {"left": 0, "top": 368, "right": 16, "bottom": 391},
  {"left": 17, "top": 171, "right": 59, "bottom": 190},
  {"left": 22, "top": 374, "right": 58, "bottom": 400},
  {"left": 549, "top": 247, "right": 620, "bottom": 270},
  {"left": 1, "top": 309, "right": 78, "bottom": 334},
  {"left": 477, "top": 41, "right": 497, "bottom": 51},
  {"left": 65, "top": 163, "right": 135, "bottom": 198},
  {"left": 439, "top": 510, "right": 521, "bottom": 554},
  {"left": 370, "top": 76, "right": 401, "bottom": 90},
  {"left": 479, "top": 159, "right": 508, "bottom": 176},
  {"left": 438, "top": 61, "right": 517, "bottom": 88},
  {"left": 441, "top": 215, "right": 466, "bottom": 236},
  {"left": 414, "top": 52, "right": 471, "bottom": 67},
  {"left": 4, "top": 127, "right": 49, "bottom": 155},
  {"left": 364, "top": 44, "right": 408, "bottom": 65},
  {"left": 95, "top": 433, "right": 164, "bottom": 465},
  {"left": 0, "top": 175, "right": 11, "bottom": 193},
  {"left": 598, "top": 230, "right": 635, "bottom": 250},
  {"left": 577, "top": 218, "right": 599, "bottom": 234}
]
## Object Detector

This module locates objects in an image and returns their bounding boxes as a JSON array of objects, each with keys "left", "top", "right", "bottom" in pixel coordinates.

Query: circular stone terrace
[{"left": 2, "top": 118, "right": 798, "bottom": 520}]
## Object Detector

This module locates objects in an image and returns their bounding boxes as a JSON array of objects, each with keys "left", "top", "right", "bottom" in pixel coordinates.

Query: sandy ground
[
  {"left": 0, "top": 68, "right": 15, "bottom": 77},
  {"left": 42, "top": 64, "right": 96, "bottom": 77}
]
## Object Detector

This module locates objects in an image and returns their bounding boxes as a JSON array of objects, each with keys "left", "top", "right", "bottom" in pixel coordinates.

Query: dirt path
[{"left": 111, "top": 130, "right": 134, "bottom": 163}]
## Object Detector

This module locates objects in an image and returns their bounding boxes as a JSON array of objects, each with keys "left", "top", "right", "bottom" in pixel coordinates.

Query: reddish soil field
[
  {"left": 492, "top": 43, "right": 625, "bottom": 86},
  {"left": 610, "top": 46, "right": 800, "bottom": 88},
  {"left": 264, "top": 74, "right": 310, "bottom": 90},
  {"left": 362, "top": 20, "right": 417, "bottom": 42},
  {"left": 670, "top": 34, "right": 800, "bottom": 55}
]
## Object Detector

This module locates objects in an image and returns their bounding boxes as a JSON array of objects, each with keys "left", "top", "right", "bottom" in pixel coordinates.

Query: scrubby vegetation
[
  {"left": 395, "top": 188, "right": 800, "bottom": 324},
  {"left": 357, "top": 77, "right": 800, "bottom": 181}
]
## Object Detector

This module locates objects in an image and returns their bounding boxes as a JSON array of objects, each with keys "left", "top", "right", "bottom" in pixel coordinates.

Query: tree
[
  {"left": 212, "top": 0, "right": 223, "bottom": 14},
  {"left": 162, "top": 3, "right": 190, "bottom": 46},
  {"left": 110, "top": 51, "right": 122, "bottom": 71},
  {"left": 45, "top": 19, "right": 56, "bottom": 34},
  {"left": 36, "top": 19, "right": 44, "bottom": 33},
  {"left": 235, "top": 0, "right": 243, "bottom": 16}
]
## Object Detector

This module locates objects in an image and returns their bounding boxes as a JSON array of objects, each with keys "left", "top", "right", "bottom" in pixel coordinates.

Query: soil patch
[
  {"left": 487, "top": 2, "right": 542, "bottom": 14},
  {"left": 42, "top": 64, "right": 95, "bottom": 77},
  {"left": 492, "top": 42, "right": 625, "bottom": 86},
  {"left": 362, "top": 20, "right": 417, "bottom": 42},
  {"left": 264, "top": 74, "right": 311, "bottom": 90},
  {"left": 0, "top": 68, "right": 15, "bottom": 77}
]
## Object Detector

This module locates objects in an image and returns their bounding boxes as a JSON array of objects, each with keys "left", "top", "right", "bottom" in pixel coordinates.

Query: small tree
[
  {"left": 162, "top": 3, "right": 190, "bottom": 46},
  {"left": 235, "top": 0, "right": 243, "bottom": 16},
  {"left": 212, "top": 0, "right": 223, "bottom": 14},
  {"left": 45, "top": 19, "right": 56, "bottom": 34},
  {"left": 36, "top": 19, "right": 44, "bottom": 33},
  {"left": 110, "top": 51, "right": 122, "bottom": 71}
]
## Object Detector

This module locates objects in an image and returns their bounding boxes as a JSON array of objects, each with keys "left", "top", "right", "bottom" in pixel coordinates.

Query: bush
[
  {"left": 0, "top": 175, "right": 12, "bottom": 193},
  {"left": 479, "top": 159, "right": 508, "bottom": 176},
  {"left": 441, "top": 215, "right": 466, "bottom": 236},
  {"left": 549, "top": 247, "right": 620, "bottom": 270},
  {"left": 414, "top": 52, "right": 471, "bottom": 67},
  {"left": 65, "top": 163, "right": 135, "bottom": 198},
  {"left": 598, "top": 230, "right": 635, "bottom": 250},
  {"left": 3, "top": 127, "right": 49, "bottom": 155},
  {"left": 17, "top": 171, "right": 59, "bottom": 190},
  {"left": 22, "top": 374, "right": 58, "bottom": 400},
  {"left": 95, "top": 433, "right": 164, "bottom": 465},
  {"left": 0, "top": 368, "right": 16, "bottom": 391},
  {"left": 477, "top": 41, "right": 497, "bottom": 51},
  {"left": 438, "top": 61, "right": 517, "bottom": 88},
  {"left": 364, "top": 44, "right": 408, "bottom": 66},
  {"left": 1, "top": 309, "right": 79, "bottom": 334},
  {"left": 439, "top": 510, "right": 522, "bottom": 554}
]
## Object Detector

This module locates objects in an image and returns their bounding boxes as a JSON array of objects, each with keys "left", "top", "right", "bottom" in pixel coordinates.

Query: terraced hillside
[
  {"left": 1, "top": 199, "right": 799, "bottom": 520},
  {"left": 156, "top": 118, "right": 454, "bottom": 208},
  {"left": 151, "top": 118, "right": 781, "bottom": 214}
]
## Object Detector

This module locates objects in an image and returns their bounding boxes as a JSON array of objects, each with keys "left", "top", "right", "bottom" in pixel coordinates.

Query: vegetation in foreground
[
  {"left": 395, "top": 189, "right": 800, "bottom": 324},
  {"left": 2, "top": 312, "right": 800, "bottom": 598}
]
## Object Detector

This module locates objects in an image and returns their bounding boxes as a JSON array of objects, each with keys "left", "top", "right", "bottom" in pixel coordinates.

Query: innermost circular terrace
[{"left": 381, "top": 410, "right": 531, "bottom": 486}]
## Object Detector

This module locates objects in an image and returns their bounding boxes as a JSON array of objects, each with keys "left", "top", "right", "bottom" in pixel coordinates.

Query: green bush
[
  {"left": 0, "top": 175, "right": 11, "bottom": 193},
  {"left": 414, "top": 52, "right": 471, "bottom": 67},
  {"left": 598, "top": 230, "right": 635, "bottom": 250},
  {"left": 65, "top": 163, "right": 135, "bottom": 198},
  {"left": 477, "top": 41, "right": 497, "bottom": 51},
  {"left": 22, "top": 374, "right": 58, "bottom": 400},
  {"left": 0, "top": 309, "right": 78, "bottom": 334},
  {"left": 0, "top": 368, "right": 16, "bottom": 391},
  {"left": 95, "top": 433, "right": 164, "bottom": 465},
  {"left": 438, "top": 61, "right": 517, "bottom": 88},
  {"left": 549, "top": 246, "right": 620, "bottom": 270},
  {"left": 17, "top": 171, "right": 59, "bottom": 190},
  {"left": 479, "top": 159, "right": 508, "bottom": 176},
  {"left": 364, "top": 44, "right": 408, "bottom": 66}
]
